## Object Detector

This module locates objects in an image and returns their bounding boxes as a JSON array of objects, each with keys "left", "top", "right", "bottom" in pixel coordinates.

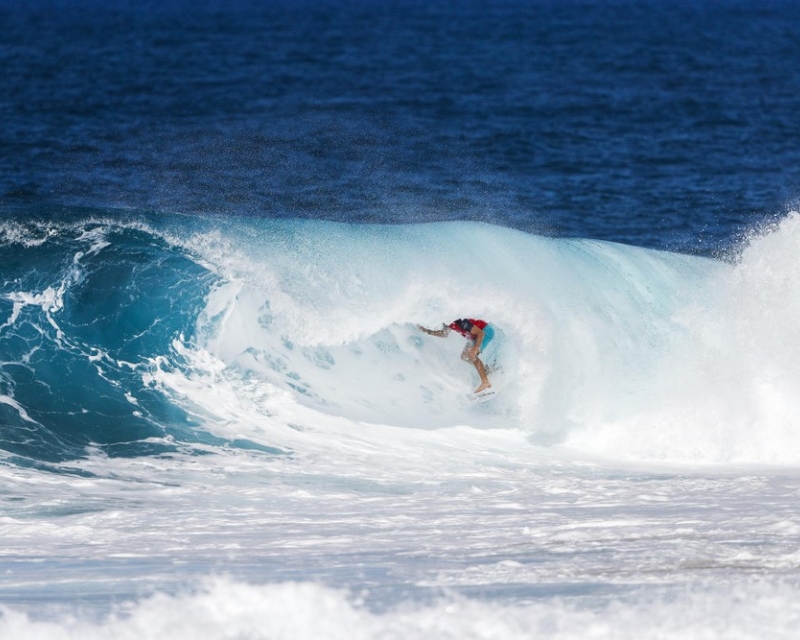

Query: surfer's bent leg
[
  {"left": 462, "top": 343, "right": 491, "bottom": 393},
  {"left": 472, "top": 358, "right": 491, "bottom": 394}
]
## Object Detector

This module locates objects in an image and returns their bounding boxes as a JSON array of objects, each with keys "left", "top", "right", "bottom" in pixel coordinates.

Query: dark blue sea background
[{"left": 3, "top": 0, "right": 799, "bottom": 254}]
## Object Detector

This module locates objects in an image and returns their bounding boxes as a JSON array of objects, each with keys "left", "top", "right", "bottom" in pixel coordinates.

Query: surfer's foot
[{"left": 474, "top": 381, "right": 492, "bottom": 394}]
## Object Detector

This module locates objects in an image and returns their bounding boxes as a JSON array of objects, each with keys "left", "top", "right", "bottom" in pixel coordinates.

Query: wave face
[
  {"left": 3, "top": 209, "right": 800, "bottom": 465},
  {"left": 0, "top": 213, "right": 221, "bottom": 463}
]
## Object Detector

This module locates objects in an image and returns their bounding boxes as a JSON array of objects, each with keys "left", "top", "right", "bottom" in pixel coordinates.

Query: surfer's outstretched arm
[{"left": 418, "top": 324, "right": 450, "bottom": 338}]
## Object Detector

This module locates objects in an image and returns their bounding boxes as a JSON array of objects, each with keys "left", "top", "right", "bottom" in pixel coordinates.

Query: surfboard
[{"left": 469, "top": 389, "right": 497, "bottom": 404}]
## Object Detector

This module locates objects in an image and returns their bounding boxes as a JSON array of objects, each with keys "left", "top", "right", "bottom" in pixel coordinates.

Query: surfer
[{"left": 417, "top": 319, "right": 494, "bottom": 394}]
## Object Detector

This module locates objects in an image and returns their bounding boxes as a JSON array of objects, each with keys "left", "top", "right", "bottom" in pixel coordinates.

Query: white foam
[
  {"left": 0, "top": 393, "right": 39, "bottom": 425},
  {"left": 571, "top": 212, "right": 800, "bottom": 463},
  {"left": 2, "top": 577, "right": 800, "bottom": 640}
]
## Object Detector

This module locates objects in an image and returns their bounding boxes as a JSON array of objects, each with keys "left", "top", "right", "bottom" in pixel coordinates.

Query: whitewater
[{"left": 3, "top": 211, "right": 800, "bottom": 638}]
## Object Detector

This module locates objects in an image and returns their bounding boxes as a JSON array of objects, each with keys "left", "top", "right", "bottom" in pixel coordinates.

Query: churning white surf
[{"left": 3, "top": 576, "right": 800, "bottom": 640}]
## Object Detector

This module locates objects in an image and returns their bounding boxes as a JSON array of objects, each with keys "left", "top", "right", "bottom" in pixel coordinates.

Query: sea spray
[{"left": 574, "top": 212, "right": 800, "bottom": 462}]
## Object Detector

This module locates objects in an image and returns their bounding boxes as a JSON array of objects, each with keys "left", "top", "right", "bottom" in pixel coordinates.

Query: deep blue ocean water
[
  {"left": 5, "top": 2, "right": 800, "bottom": 637},
  {"left": 3, "top": 0, "right": 800, "bottom": 252}
]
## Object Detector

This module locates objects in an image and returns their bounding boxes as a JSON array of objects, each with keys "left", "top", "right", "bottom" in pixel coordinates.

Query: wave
[
  {"left": 2, "top": 207, "right": 800, "bottom": 465},
  {"left": 2, "top": 575, "right": 800, "bottom": 640}
]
